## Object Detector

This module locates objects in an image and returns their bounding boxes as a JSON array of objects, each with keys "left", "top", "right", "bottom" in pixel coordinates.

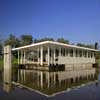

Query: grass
[
  {"left": 0, "top": 59, "right": 3, "bottom": 71},
  {"left": 0, "top": 58, "right": 18, "bottom": 71},
  {"left": 12, "top": 58, "right": 18, "bottom": 65},
  {"left": 97, "top": 59, "right": 100, "bottom": 65}
]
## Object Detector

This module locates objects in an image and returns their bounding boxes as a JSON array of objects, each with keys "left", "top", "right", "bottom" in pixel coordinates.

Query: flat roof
[{"left": 12, "top": 41, "right": 99, "bottom": 52}]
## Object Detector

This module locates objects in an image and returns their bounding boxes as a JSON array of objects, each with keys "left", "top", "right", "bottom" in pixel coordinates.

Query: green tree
[
  {"left": 95, "top": 51, "right": 100, "bottom": 59},
  {"left": 20, "top": 35, "right": 33, "bottom": 46},
  {"left": 34, "top": 38, "right": 54, "bottom": 43},
  {"left": 57, "top": 38, "right": 69, "bottom": 44},
  {"left": 95, "top": 42, "right": 99, "bottom": 49},
  {"left": 0, "top": 42, "right": 3, "bottom": 59},
  {"left": 77, "top": 43, "right": 95, "bottom": 49},
  {"left": 4, "top": 34, "right": 20, "bottom": 48}
]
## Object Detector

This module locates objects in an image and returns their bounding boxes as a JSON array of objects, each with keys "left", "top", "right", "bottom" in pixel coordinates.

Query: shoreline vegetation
[
  {"left": 0, "top": 58, "right": 18, "bottom": 71},
  {"left": 97, "top": 59, "right": 100, "bottom": 65},
  {"left": 0, "top": 59, "right": 3, "bottom": 71}
]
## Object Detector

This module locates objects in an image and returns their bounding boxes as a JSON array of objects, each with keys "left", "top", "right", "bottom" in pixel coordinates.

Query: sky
[{"left": 0, "top": 0, "right": 100, "bottom": 44}]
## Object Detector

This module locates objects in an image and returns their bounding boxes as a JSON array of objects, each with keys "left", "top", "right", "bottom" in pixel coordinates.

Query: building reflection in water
[
  {"left": 3, "top": 64, "right": 12, "bottom": 93},
  {"left": 16, "top": 67, "right": 98, "bottom": 94},
  {"left": 2, "top": 63, "right": 98, "bottom": 95},
  {"left": 3, "top": 84, "right": 12, "bottom": 93}
]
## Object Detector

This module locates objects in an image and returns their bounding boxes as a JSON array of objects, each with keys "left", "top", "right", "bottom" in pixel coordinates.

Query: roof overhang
[{"left": 12, "top": 41, "right": 99, "bottom": 52}]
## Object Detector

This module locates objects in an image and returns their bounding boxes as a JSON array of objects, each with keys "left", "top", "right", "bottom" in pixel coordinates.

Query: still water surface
[{"left": 0, "top": 66, "right": 100, "bottom": 100}]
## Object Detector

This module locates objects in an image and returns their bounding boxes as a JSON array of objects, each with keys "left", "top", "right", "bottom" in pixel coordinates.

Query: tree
[
  {"left": 95, "top": 42, "right": 99, "bottom": 49},
  {"left": 34, "top": 38, "right": 54, "bottom": 43},
  {"left": 4, "top": 34, "right": 20, "bottom": 48},
  {"left": 20, "top": 35, "right": 33, "bottom": 46},
  {"left": 0, "top": 42, "right": 3, "bottom": 59},
  {"left": 77, "top": 43, "right": 95, "bottom": 49},
  {"left": 57, "top": 38, "right": 69, "bottom": 44},
  {"left": 95, "top": 51, "right": 100, "bottom": 59}
]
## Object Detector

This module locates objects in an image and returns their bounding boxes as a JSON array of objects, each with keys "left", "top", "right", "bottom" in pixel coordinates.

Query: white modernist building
[{"left": 12, "top": 41, "right": 99, "bottom": 70}]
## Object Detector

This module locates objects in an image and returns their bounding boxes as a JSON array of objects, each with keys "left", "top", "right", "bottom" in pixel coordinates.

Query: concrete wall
[
  {"left": 58, "top": 56, "right": 95, "bottom": 64},
  {"left": 4, "top": 46, "right": 12, "bottom": 84}
]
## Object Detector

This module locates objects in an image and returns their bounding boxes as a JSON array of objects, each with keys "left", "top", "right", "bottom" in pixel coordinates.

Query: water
[
  {"left": 0, "top": 66, "right": 100, "bottom": 100},
  {"left": 14, "top": 68, "right": 98, "bottom": 95}
]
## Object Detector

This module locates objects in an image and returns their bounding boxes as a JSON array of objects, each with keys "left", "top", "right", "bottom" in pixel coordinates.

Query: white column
[
  {"left": 59, "top": 47, "right": 61, "bottom": 64},
  {"left": 4, "top": 46, "right": 12, "bottom": 84},
  {"left": 18, "top": 69, "right": 20, "bottom": 82},
  {"left": 48, "top": 46, "right": 50, "bottom": 66},
  {"left": 73, "top": 48, "right": 75, "bottom": 57},
  {"left": 40, "top": 46, "right": 43, "bottom": 66},
  {"left": 54, "top": 48, "right": 56, "bottom": 64},
  {"left": 47, "top": 72, "right": 50, "bottom": 88},
  {"left": 87, "top": 50, "right": 88, "bottom": 58},
  {"left": 82, "top": 50, "right": 84, "bottom": 57},
  {"left": 38, "top": 48, "right": 40, "bottom": 64},
  {"left": 68, "top": 48, "right": 70, "bottom": 57},
  {"left": 40, "top": 71, "right": 43, "bottom": 88},
  {"left": 65, "top": 48, "right": 68, "bottom": 56},
  {"left": 24, "top": 50, "right": 26, "bottom": 64},
  {"left": 38, "top": 71, "right": 40, "bottom": 87},
  {"left": 21, "top": 50, "right": 23, "bottom": 64},
  {"left": 23, "top": 70, "right": 25, "bottom": 82},
  {"left": 59, "top": 47, "right": 61, "bottom": 56},
  {"left": 73, "top": 48, "right": 75, "bottom": 64},
  {"left": 18, "top": 50, "right": 20, "bottom": 64},
  {"left": 93, "top": 52, "right": 94, "bottom": 58}
]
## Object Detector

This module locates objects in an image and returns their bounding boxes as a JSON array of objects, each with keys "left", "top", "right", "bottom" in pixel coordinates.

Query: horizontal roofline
[{"left": 12, "top": 41, "right": 99, "bottom": 52}]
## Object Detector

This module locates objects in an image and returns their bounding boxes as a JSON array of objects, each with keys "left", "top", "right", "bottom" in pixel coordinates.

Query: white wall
[{"left": 58, "top": 56, "right": 95, "bottom": 64}]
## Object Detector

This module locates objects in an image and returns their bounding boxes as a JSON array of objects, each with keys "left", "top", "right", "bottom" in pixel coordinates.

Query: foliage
[
  {"left": 3, "top": 34, "right": 99, "bottom": 50},
  {"left": 1, "top": 33, "right": 99, "bottom": 58},
  {"left": 95, "top": 51, "right": 100, "bottom": 59},
  {"left": 0, "top": 59, "right": 3, "bottom": 71},
  {"left": 12, "top": 57, "right": 18, "bottom": 65},
  {"left": 0, "top": 43, "right": 3, "bottom": 59},
  {"left": 5, "top": 34, "right": 34, "bottom": 47},
  {"left": 34, "top": 38, "right": 54, "bottom": 43},
  {"left": 57, "top": 38, "right": 69, "bottom": 44},
  {"left": 77, "top": 43, "right": 95, "bottom": 49},
  {"left": 4, "top": 34, "right": 20, "bottom": 48},
  {"left": 20, "top": 35, "right": 33, "bottom": 46},
  {"left": 95, "top": 42, "right": 99, "bottom": 49}
]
